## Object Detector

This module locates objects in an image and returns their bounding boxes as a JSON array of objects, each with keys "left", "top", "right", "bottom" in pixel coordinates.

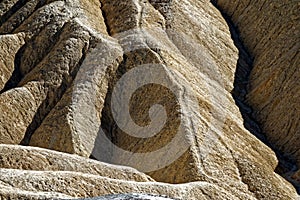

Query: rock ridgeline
[
  {"left": 0, "top": 0, "right": 298, "bottom": 199},
  {"left": 214, "top": 0, "right": 300, "bottom": 191}
]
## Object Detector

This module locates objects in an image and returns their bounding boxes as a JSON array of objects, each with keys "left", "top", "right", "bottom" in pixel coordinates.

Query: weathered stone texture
[
  {"left": 216, "top": 0, "right": 300, "bottom": 187},
  {"left": 0, "top": 144, "right": 153, "bottom": 182},
  {"left": 0, "top": 0, "right": 107, "bottom": 145},
  {"left": 0, "top": 32, "right": 24, "bottom": 90},
  {"left": 0, "top": 0, "right": 298, "bottom": 199},
  {"left": 0, "top": 168, "right": 251, "bottom": 200}
]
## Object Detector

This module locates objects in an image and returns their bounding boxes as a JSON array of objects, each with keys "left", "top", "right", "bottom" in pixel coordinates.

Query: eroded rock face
[
  {"left": 0, "top": 0, "right": 298, "bottom": 199},
  {"left": 215, "top": 0, "right": 300, "bottom": 190},
  {"left": 0, "top": 0, "right": 105, "bottom": 145},
  {"left": 0, "top": 32, "right": 25, "bottom": 91},
  {"left": 0, "top": 145, "right": 250, "bottom": 200},
  {"left": 0, "top": 167, "right": 249, "bottom": 200},
  {"left": 0, "top": 144, "right": 153, "bottom": 182}
]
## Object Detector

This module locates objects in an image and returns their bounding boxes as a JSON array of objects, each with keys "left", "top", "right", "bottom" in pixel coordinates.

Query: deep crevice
[
  {"left": 99, "top": 1, "right": 112, "bottom": 36},
  {"left": 1, "top": 19, "right": 69, "bottom": 93},
  {"left": 211, "top": 0, "right": 299, "bottom": 193},
  {"left": 20, "top": 36, "right": 90, "bottom": 145},
  {"left": 0, "top": 0, "right": 27, "bottom": 27},
  {"left": 18, "top": 17, "right": 72, "bottom": 76},
  {"left": 0, "top": 44, "right": 25, "bottom": 94},
  {"left": 8, "top": 0, "right": 48, "bottom": 34}
]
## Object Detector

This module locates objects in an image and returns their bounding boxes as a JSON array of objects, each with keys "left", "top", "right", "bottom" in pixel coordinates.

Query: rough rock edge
[{"left": 0, "top": 144, "right": 154, "bottom": 182}]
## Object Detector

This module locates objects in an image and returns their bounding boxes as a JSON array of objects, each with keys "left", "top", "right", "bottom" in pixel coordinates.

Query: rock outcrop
[
  {"left": 0, "top": 0, "right": 298, "bottom": 199},
  {"left": 214, "top": 0, "right": 300, "bottom": 190},
  {"left": 0, "top": 32, "right": 25, "bottom": 91},
  {"left": 0, "top": 168, "right": 243, "bottom": 200},
  {"left": 0, "top": 144, "right": 153, "bottom": 182}
]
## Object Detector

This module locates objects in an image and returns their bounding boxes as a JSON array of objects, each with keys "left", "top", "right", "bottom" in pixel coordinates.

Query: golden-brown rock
[
  {"left": 0, "top": 168, "right": 251, "bottom": 200},
  {"left": 28, "top": 34, "right": 123, "bottom": 157},
  {"left": 0, "top": 0, "right": 108, "bottom": 145},
  {"left": 94, "top": 1, "right": 298, "bottom": 198},
  {"left": 215, "top": 0, "right": 300, "bottom": 189},
  {"left": 0, "top": 0, "right": 298, "bottom": 199},
  {"left": 0, "top": 144, "right": 153, "bottom": 182},
  {"left": 0, "top": 33, "right": 25, "bottom": 90}
]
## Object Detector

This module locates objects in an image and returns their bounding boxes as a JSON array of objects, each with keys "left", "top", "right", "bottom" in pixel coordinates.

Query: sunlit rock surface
[{"left": 0, "top": 0, "right": 298, "bottom": 199}]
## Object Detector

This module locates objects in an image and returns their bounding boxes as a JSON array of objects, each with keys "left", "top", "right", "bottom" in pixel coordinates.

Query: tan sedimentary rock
[
  {"left": 0, "top": 0, "right": 298, "bottom": 199},
  {"left": 95, "top": 0, "right": 298, "bottom": 198},
  {"left": 0, "top": 182, "right": 74, "bottom": 200},
  {"left": 0, "top": 20, "right": 90, "bottom": 145},
  {"left": 0, "top": 32, "right": 25, "bottom": 90},
  {"left": 28, "top": 34, "right": 124, "bottom": 157},
  {"left": 0, "top": 168, "right": 251, "bottom": 200},
  {"left": 215, "top": 0, "right": 300, "bottom": 186},
  {"left": 0, "top": 144, "right": 153, "bottom": 182},
  {"left": 0, "top": 0, "right": 106, "bottom": 145}
]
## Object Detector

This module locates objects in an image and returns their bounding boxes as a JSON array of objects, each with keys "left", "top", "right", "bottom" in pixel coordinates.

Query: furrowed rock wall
[
  {"left": 215, "top": 0, "right": 300, "bottom": 188},
  {"left": 0, "top": 0, "right": 298, "bottom": 199}
]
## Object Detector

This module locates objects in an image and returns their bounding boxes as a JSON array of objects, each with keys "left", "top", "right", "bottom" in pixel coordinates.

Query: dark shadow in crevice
[
  {"left": 19, "top": 80, "right": 69, "bottom": 145},
  {"left": 0, "top": 0, "right": 27, "bottom": 27},
  {"left": 99, "top": 1, "right": 112, "bottom": 36},
  {"left": 20, "top": 41, "right": 89, "bottom": 145},
  {"left": 211, "top": 1, "right": 267, "bottom": 143},
  {"left": 211, "top": 0, "right": 299, "bottom": 193},
  {"left": 1, "top": 18, "right": 69, "bottom": 95},
  {"left": 0, "top": 44, "right": 25, "bottom": 94},
  {"left": 8, "top": 0, "right": 48, "bottom": 34}
]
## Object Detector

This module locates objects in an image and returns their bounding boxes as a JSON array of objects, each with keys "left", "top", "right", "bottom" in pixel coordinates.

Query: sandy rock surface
[{"left": 0, "top": 0, "right": 298, "bottom": 199}]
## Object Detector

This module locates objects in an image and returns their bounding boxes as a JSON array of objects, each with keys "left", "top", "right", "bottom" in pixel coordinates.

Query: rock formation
[
  {"left": 214, "top": 0, "right": 300, "bottom": 191},
  {"left": 0, "top": 0, "right": 298, "bottom": 199}
]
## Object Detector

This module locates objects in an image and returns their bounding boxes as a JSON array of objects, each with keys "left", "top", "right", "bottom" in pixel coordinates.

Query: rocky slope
[
  {"left": 0, "top": 0, "right": 298, "bottom": 199},
  {"left": 214, "top": 0, "right": 300, "bottom": 191}
]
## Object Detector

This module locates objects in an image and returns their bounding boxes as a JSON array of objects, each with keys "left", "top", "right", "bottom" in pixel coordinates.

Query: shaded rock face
[
  {"left": 0, "top": 0, "right": 298, "bottom": 200},
  {"left": 0, "top": 33, "right": 25, "bottom": 91},
  {"left": 214, "top": 0, "right": 300, "bottom": 191}
]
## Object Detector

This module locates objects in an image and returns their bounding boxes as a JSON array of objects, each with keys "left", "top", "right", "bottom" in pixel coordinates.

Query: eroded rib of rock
[
  {"left": 0, "top": 20, "right": 90, "bottom": 145},
  {"left": 0, "top": 0, "right": 106, "bottom": 145},
  {"left": 0, "top": 33, "right": 25, "bottom": 91},
  {"left": 0, "top": 144, "right": 153, "bottom": 182},
  {"left": 215, "top": 0, "right": 300, "bottom": 190},
  {"left": 0, "top": 168, "right": 248, "bottom": 200},
  {"left": 0, "top": 0, "right": 298, "bottom": 199},
  {"left": 93, "top": 0, "right": 298, "bottom": 198},
  {"left": 29, "top": 34, "right": 124, "bottom": 157}
]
